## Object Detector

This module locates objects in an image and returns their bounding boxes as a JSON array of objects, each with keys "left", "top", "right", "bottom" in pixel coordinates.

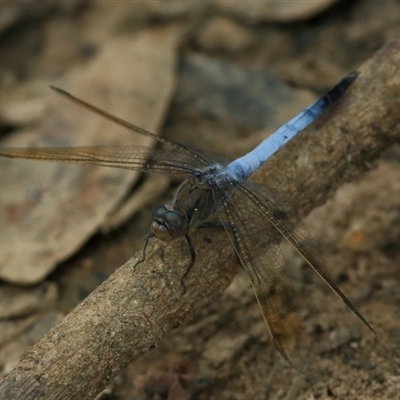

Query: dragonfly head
[{"left": 150, "top": 204, "right": 188, "bottom": 242}]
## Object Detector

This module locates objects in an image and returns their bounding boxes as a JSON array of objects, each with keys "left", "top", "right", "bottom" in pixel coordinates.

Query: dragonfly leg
[
  {"left": 134, "top": 232, "right": 195, "bottom": 294},
  {"left": 180, "top": 233, "right": 196, "bottom": 294},
  {"left": 133, "top": 233, "right": 155, "bottom": 270}
]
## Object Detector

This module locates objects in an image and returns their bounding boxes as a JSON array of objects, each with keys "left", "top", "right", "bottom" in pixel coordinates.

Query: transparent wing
[
  {"left": 50, "top": 86, "right": 213, "bottom": 167},
  {"left": 0, "top": 146, "right": 207, "bottom": 174},
  {"left": 237, "top": 180, "right": 374, "bottom": 333},
  {"left": 0, "top": 88, "right": 232, "bottom": 175},
  {"left": 216, "top": 185, "right": 309, "bottom": 370}
]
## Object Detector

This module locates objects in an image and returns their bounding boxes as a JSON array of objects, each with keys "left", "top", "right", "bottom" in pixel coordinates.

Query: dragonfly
[{"left": 0, "top": 71, "right": 373, "bottom": 370}]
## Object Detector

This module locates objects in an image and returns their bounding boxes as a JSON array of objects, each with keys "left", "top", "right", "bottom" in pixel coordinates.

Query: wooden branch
[{"left": 1, "top": 32, "right": 400, "bottom": 400}]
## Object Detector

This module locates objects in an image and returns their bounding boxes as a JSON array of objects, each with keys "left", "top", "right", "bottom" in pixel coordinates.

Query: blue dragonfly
[{"left": 0, "top": 71, "right": 373, "bottom": 370}]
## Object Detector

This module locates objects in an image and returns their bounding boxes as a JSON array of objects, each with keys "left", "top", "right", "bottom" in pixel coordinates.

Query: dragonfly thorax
[
  {"left": 150, "top": 204, "right": 189, "bottom": 242},
  {"left": 188, "top": 164, "right": 233, "bottom": 190}
]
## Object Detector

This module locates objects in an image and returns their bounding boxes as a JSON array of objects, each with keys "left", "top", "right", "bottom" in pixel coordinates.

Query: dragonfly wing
[
  {"left": 216, "top": 185, "right": 309, "bottom": 370},
  {"left": 51, "top": 86, "right": 216, "bottom": 168},
  {"left": 0, "top": 146, "right": 207, "bottom": 174},
  {"left": 237, "top": 181, "right": 373, "bottom": 333}
]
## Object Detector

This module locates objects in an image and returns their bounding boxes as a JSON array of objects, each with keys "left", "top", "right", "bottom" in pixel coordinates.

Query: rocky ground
[{"left": 0, "top": 1, "right": 399, "bottom": 399}]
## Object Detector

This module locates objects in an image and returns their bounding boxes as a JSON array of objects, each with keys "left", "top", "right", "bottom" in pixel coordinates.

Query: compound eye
[
  {"left": 164, "top": 210, "right": 184, "bottom": 227},
  {"left": 151, "top": 204, "right": 168, "bottom": 219}
]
